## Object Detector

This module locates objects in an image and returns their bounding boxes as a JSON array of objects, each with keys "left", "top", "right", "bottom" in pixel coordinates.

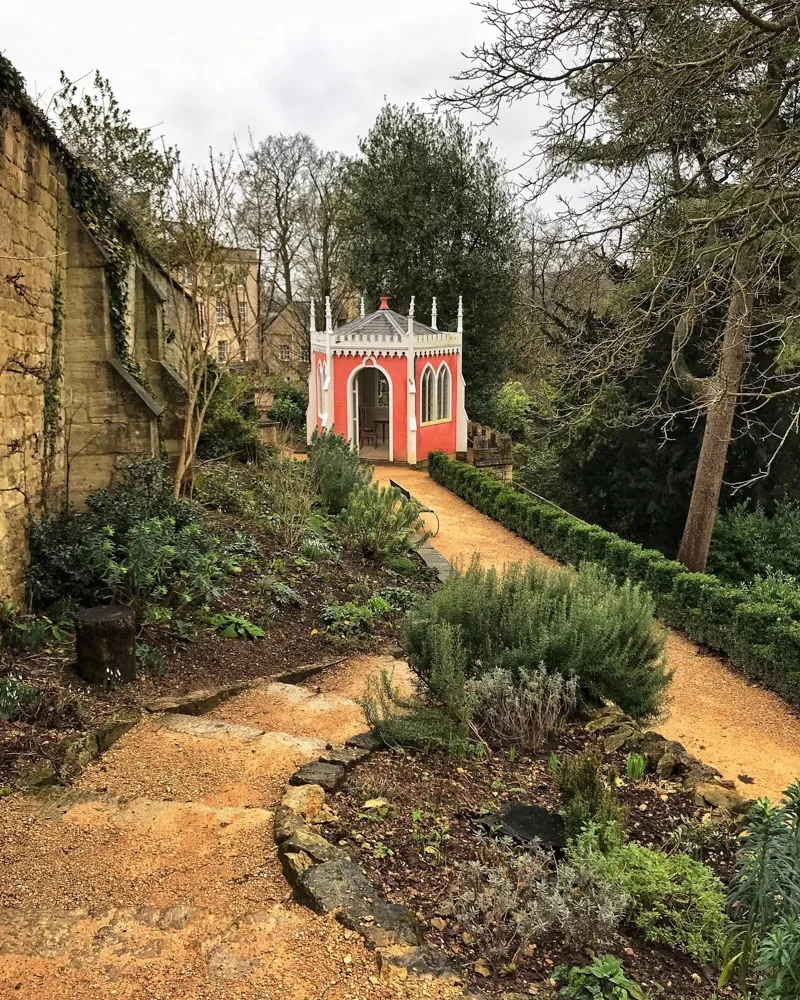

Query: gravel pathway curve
[
  {"left": 374, "top": 465, "right": 800, "bottom": 802},
  {"left": 0, "top": 655, "right": 459, "bottom": 1000}
]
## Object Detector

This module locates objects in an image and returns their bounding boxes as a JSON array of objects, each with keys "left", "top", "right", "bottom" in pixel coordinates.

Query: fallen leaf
[
  {"left": 431, "top": 917, "right": 447, "bottom": 932},
  {"left": 474, "top": 958, "right": 492, "bottom": 978}
]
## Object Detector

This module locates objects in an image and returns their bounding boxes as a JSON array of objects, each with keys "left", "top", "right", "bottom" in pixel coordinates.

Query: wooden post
[{"left": 74, "top": 605, "right": 137, "bottom": 685}]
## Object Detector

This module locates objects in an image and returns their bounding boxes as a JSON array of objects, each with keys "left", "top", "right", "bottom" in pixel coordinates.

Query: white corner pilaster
[
  {"left": 323, "top": 296, "right": 334, "bottom": 430},
  {"left": 456, "top": 296, "right": 467, "bottom": 452}
]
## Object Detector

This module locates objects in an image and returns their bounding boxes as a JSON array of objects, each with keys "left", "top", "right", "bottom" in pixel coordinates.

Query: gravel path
[
  {"left": 0, "top": 656, "right": 458, "bottom": 1000},
  {"left": 374, "top": 465, "right": 800, "bottom": 802}
]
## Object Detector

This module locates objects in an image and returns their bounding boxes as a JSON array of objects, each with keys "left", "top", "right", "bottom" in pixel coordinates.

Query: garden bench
[{"left": 389, "top": 479, "right": 440, "bottom": 537}]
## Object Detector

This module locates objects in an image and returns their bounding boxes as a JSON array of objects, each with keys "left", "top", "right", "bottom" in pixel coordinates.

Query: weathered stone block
[
  {"left": 289, "top": 761, "right": 346, "bottom": 791},
  {"left": 294, "top": 859, "right": 422, "bottom": 948}
]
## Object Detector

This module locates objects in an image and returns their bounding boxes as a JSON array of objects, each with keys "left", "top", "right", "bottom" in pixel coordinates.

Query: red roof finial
[{"left": 379, "top": 295, "right": 390, "bottom": 310}]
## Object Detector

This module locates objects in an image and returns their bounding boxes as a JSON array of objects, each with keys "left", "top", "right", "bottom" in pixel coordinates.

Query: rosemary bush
[{"left": 404, "top": 559, "right": 670, "bottom": 721}]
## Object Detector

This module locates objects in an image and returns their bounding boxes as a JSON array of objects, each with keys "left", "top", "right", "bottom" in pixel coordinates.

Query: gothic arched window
[
  {"left": 436, "top": 364, "right": 451, "bottom": 421},
  {"left": 420, "top": 365, "right": 435, "bottom": 423}
]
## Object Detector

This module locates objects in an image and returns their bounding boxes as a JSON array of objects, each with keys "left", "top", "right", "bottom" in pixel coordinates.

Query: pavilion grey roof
[{"left": 331, "top": 309, "right": 439, "bottom": 346}]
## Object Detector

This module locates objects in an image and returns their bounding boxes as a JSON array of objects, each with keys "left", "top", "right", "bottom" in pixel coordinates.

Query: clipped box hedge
[{"left": 427, "top": 452, "right": 800, "bottom": 707}]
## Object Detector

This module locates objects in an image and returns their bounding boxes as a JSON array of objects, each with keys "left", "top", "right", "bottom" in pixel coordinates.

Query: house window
[
  {"left": 436, "top": 364, "right": 451, "bottom": 421},
  {"left": 377, "top": 372, "right": 389, "bottom": 407},
  {"left": 197, "top": 304, "right": 206, "bottom": 331},
  {"left": 238, "top": 301, "right": 247, "bottom": 324},
  {"left": 420, "top": 365, "right": 435, "bottom": 424},
  {"left": 279, "top": 344, "right": 291, "bottom": 363},
  {"left": 217, "top": 339, "right": 228, "bottom": 362},
  {"left": 301, "top": 341, "right": 310, "bottom": 362},
  {"left": 216, "top": 301, "right": 226, "bottom": 325}
]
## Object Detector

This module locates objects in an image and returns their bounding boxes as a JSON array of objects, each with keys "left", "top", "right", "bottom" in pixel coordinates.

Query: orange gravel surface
[
  {"left": 375, "top": 465, "right": 800, "bottom": 802},
  {"left": 0, "top": 653, "right": 462, "bottom": 1000}
]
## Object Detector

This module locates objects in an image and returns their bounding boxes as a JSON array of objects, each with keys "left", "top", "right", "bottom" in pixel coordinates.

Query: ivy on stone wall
[
  {"left": 2, "top": 52, "right": 147, "bottom": 386},
  {"left": 42, "top": 272, "right": 64, "bottom": 492}
]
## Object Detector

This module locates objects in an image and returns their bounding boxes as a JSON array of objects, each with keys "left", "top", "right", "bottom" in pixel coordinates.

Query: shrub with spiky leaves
[
  {"left": 723, "top": 782, "right": 800, "bottom": 995},
  {"left": 341, "top": 484, "right": 429, "bottom": 562},
  {"left": 307, "top": 428, "right": 372, "bottom": 514}
]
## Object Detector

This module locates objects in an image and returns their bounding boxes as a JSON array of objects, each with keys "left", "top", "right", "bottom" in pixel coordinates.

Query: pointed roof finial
[
  {"left": 309, "top": 298, "right": 317, "bottom": 334},
  {"left": 431, "top": 296, "right": 438, "bottom": 331},
  {"left": 360, "top": 294, "right": 365, "bottom": 319},
  {"left": 457, "top": 294, "right": 463, "bottom": 335},
  {"left": 325, "top": 296, "right": 333, "bottom": 332},
  {"left": 408, "top": 295, "right": 415, "bottom": 336}
]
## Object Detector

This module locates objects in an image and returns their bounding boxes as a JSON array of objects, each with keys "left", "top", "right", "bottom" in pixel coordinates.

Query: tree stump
[{"left": 74, "top": 605, "right": 136, "bottom": 685}]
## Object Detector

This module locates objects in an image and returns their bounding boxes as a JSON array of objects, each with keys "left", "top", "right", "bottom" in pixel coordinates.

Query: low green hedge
[{"left": 428, "top": 452, "right": 800, "bottom": 707}]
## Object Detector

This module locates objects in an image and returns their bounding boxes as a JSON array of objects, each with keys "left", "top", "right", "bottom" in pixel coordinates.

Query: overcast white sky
[{"left": 5, "top": 0, "right": 541, "bottom": 183}]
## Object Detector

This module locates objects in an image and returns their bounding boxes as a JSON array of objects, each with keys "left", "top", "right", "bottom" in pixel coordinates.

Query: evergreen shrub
[
  {"left": 340, "top": 484, "right": 427, "bottom": 561},
  {"left": 307, "top": 429, "right": 372, "bottom": 514},
  {"left": 404, "top": 558, "right": 669, "bottom": 721},
  {"left": 26, "top": 459, "right": 228, "bottom": 612},
  {"left": 710, "top": 501, "right": 800, "bottom": 584},
  {"left": 427, "top": 452, "right": 800, "bottom": 708}
]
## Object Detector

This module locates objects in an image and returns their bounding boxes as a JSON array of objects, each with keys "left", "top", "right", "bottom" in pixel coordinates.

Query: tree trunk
[
  {"left": 677, "top": 283, "right": 753, "bottom": 571},
  {"left": 75, "top": 605, "right": 136, "bottom": 685}
]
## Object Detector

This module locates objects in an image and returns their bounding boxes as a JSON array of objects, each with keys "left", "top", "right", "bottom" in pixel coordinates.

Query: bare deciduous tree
[
  {"left": 442, "top": 1, "right": 800, "bottom": 570},
  {"left": 155, "top": 153, "right": 246, "bottom": 495}
]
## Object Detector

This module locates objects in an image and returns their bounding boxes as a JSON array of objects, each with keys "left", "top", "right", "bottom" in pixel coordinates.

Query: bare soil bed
[
  {"left": 0, "top": 511, "right": 433, "bottom": 788},
  {"left": 326, "top": 726, "right": 738, "bottom": 999}
]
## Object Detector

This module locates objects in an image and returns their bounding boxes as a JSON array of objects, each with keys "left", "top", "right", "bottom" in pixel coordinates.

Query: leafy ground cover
[
  {"left": 328, "top": 731, "right": 738, "bottom": 999},
  {"left": 0, "top": 436, "right": 432, "bottom": 788}
]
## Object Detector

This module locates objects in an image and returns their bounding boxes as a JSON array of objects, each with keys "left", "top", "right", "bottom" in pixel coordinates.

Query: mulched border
[{"left": 273, "top": 705, "right": 754, "bottom": 996}]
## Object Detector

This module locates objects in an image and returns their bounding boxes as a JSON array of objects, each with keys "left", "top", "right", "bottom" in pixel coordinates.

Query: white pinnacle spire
[
  {"left": 325, "top": 296, "right": 333, "bottom": 332},
  {"left": 408, "top": 295, "right": 415, "bottom": 336},
  {"left": 360, "top": 294, "right": 365, "bottom": 319},
  {"left": 309, "top": 298, "right": 316, "bottom": 334},
  {"left": 431, "top": 296, "right": 438, "bottom": 331},
  {"left": 457, "top": 294, "right": 463, "bottom": 335}
]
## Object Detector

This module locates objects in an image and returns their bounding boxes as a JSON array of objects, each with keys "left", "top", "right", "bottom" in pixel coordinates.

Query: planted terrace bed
[
  {"left": 0, "top": 511, "right": 433, "bottom": 790},
  {"left": 324, "top": 723, "right": 739, "bottom": 1000}
]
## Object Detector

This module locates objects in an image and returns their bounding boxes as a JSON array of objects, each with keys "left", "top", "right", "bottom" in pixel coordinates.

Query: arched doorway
[{"left": 350, "top": 365, "right": 391, "bottom": 460}]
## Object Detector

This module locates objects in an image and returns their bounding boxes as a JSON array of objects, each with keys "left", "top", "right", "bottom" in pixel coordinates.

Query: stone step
[
  {"left": 0, "top": 790, "right": 278, "bottom": 917},
  {"left": 71, "top": 714, "right": 329, "bottom": 810},
  {"left": 153, "top": 712, "right": 267, "bottom": 742},
  {"left": 209, "top": 680, "right": 367, "bottom": 744}
]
